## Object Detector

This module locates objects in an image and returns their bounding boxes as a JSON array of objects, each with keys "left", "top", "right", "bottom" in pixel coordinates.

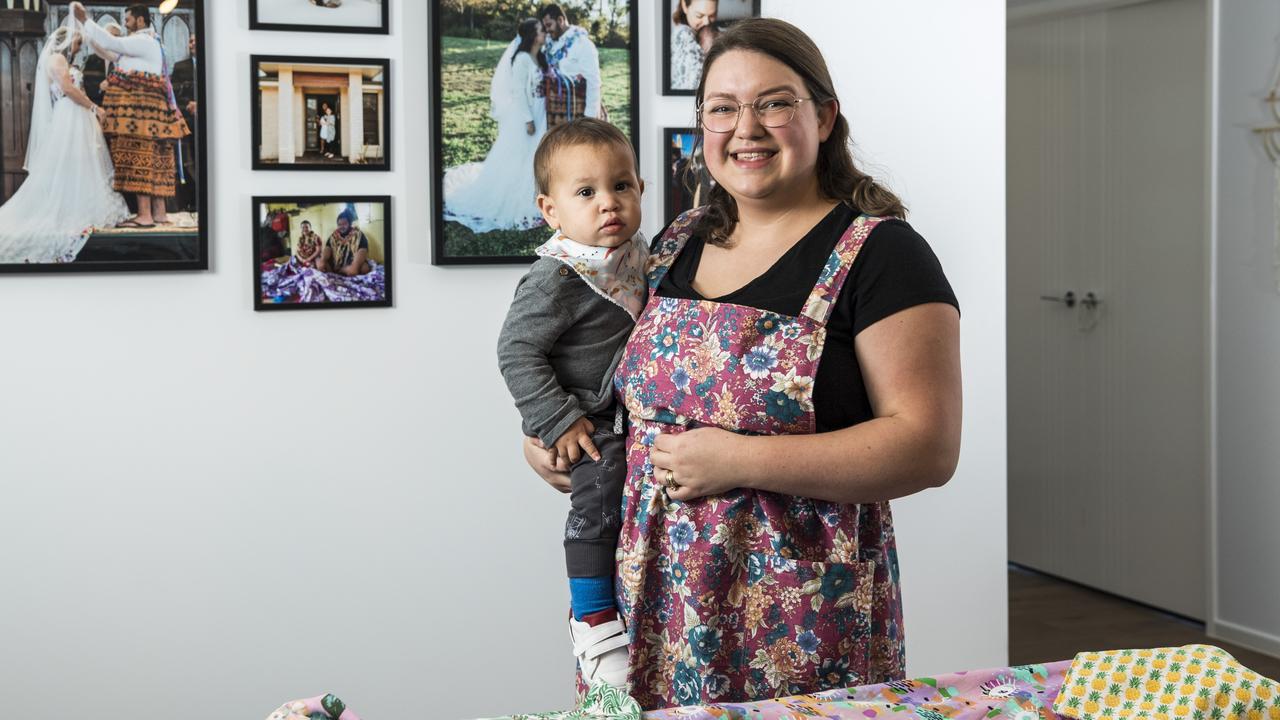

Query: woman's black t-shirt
[{"left": 653, "top": 204, "right": 960, "bottom": 432}]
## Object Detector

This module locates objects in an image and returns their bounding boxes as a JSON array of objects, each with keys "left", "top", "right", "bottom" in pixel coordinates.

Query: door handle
[{"left": 1040, "top": 291, "right": 1076, "bottom": 308}]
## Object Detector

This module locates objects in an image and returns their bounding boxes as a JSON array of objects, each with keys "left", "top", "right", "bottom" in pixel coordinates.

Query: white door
[{"left": 1007, "top": 0, "right": 1208, "bottom": 620}]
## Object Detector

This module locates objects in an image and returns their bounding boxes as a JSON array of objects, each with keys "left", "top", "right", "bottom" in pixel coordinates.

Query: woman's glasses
[{"left": 697, "top": 93, "right": 814, "bottom": 133}]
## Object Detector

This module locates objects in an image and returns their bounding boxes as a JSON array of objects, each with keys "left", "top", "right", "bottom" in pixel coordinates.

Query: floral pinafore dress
[{"left": 609, "top": 208, "right": 907, "bottom": 710}]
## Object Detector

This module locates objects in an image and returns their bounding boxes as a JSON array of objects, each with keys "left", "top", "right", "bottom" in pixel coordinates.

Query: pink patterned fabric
[
  {"left": 607, "top": 208, "right": 906, "bottom": 710},
  {"left": 641, "top": 660, "right": 1069, "bottom": 720}
]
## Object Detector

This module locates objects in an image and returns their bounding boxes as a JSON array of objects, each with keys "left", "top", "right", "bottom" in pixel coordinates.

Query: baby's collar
[{"left": 545, "top": 229, "right": 615, "bottom": 259}]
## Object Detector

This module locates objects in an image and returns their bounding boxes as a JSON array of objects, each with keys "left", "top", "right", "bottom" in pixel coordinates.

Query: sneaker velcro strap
[
  {"left": 579, "top": 632, "right": 629, "bottom": 661},
  {"left": 572, "top": 620, "right": 628, "bottom": 660}
]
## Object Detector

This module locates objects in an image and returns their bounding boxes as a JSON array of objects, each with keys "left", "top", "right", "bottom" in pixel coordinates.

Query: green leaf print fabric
[{"left": 487, "top": 681, "right": 642, "bottom": 720}]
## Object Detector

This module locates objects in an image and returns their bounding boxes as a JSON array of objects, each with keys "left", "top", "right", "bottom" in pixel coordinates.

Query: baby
[
  {"left": 697, "top": 21, "right": 719, "bottom": 54},
  {"left": 497, "top": 118, "right": 647, "bottom": 689}
]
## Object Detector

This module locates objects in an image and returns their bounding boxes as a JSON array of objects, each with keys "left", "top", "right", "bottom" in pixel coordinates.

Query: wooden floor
[{"left": 1010, "top": 565, "right": 1280, "bottom": 679}]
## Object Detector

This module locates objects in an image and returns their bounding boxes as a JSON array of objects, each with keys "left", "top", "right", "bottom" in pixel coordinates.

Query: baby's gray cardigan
[{"left": 497, "top": 257, "right": 636, "bottom": 446}]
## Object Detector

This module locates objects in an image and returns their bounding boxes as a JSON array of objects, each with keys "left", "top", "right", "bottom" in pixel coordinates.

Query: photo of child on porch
[{"left": 253, "top": 57, "right": 388, "bottom": 169}]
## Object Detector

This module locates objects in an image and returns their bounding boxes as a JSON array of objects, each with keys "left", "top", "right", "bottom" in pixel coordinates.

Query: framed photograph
[
  {"left": 663, "top": 127, "right": 715, "bottom": 224},
  {"left": 249, "top": 0, "right": 389, "bottom": 35},
  {"left": 431, "top": 0, "right": 638, "bottom": 265},
  {"left": 251, "top": 55, "right": 391, "bottom": 171},
  {"left": 0, "top": 0, "right": 207, "bottom": 273},
  {"left": 662, "top": 0, "right": 760, "bottom": 95},
  {"left": 253, "top": 195, "right": 392, "bottom": 310}
]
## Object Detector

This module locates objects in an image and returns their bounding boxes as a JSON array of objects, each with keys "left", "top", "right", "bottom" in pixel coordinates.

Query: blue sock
[{"left": 568, "top": 576, "right": 615, "bottom": 620}]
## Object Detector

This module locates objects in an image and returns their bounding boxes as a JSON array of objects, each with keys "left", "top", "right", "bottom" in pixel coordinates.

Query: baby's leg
[
  {"left": 564, "top": 421, "right": 630, "bottom": 689},
  {"left": 564, "top": 419, "right": 627, "bottom": 623}
]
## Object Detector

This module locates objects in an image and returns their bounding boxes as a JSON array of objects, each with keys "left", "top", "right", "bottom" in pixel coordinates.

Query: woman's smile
[{"left": 729, "top": 147, "right": 778, "bottom": 169}]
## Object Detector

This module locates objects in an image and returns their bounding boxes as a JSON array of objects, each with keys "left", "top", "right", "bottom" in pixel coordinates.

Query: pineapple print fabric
[{"left": 1053, "top": 645, "right": 1280, "bottom": 720}]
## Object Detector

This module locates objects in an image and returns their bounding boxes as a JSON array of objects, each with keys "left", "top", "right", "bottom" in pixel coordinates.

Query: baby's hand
[{"left": 552, "top": 417, "right": 601, "bottom": 466}]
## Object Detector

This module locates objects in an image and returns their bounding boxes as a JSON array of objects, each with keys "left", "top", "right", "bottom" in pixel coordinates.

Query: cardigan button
[{"left": 559, "top": 266, "right": 570, "bottom": 276}]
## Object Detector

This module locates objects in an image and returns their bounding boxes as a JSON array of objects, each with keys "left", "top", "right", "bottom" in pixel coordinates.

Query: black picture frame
[
  {"left": 252, "top": 194, "right": 393, "bottom": 311},
  {"left": 662, "top": 126, "right": 717, "bottom": 226},
  {"left": 430, "top": 1, "right": 640, "bottom": 265},
  {"left": 250, "top": 54, "right": 392, "bottom": 172},
  {"left": 0, "top": 0, "right": 209, "bottom": 274},
  {"left": 248, "top": 0, "right": 389, "bottom": 35},
  {"left": 662, "top": 0, "right": 761, "bottom": 96}
]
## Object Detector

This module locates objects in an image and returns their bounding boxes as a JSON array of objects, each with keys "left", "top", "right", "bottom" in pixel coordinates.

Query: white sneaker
[{"left": 568, "top": 614, "right": 630, "bottom": 689}]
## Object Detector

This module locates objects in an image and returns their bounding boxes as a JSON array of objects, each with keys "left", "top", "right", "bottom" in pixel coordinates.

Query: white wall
[
  {"left": 1209, "top": 0, "right": 1280, "bottom": 656},
  {"left": 0, "top": 2, "right": 1006, "bottom": 719}
]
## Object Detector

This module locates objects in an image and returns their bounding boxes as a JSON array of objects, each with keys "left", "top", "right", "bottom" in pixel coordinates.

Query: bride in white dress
[
  {"left": 0, "top": 19, "right": 129, "bottom": 264},
  {"left": 444, "top": 18, "right": 548, "bottom": 233}
]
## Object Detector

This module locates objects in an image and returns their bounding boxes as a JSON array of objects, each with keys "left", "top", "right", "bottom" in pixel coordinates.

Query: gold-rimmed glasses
[{"left": 697, "top": 93, "right": 814, "bottom": 133}]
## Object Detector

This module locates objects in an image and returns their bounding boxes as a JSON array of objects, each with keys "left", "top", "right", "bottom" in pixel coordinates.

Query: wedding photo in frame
[
  {"left": 431, "top": 0, "right": 638, "bottom": 265},
  {"left": 253, "top": 195, "right": 392, "bottom": 311},
  {"left": 0, "top": 0, "right": 207, "bottom": 274},
  {"left": 662, "top": 127, "right": 715, "bottom": 225},
  {"left": 248, "top": 0, "right": 389, "bottom": 35},
  {"left": 250, "top": 54, "right": 391, "bottom": 172},
  {"left": 662, "top": 0, "right": 760, "bottom": 95}
]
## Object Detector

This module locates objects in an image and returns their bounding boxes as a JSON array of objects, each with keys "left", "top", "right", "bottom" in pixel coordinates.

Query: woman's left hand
[{"left": 649, "top": 427, "right": 744, "bottom": 502}]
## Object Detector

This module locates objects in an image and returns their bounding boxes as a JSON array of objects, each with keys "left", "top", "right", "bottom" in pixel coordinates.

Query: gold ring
[{"left": 664, "top": 469, "right": 678, "bottom": 491}]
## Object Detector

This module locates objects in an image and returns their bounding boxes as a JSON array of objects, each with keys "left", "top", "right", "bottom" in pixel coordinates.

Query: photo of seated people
[{"left": 255, "top": 198, "right": 390, "bottom": 309}]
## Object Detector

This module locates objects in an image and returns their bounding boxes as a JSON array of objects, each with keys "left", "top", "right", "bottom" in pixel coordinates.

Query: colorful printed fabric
[
  {"left": 490, "top": 660, "right": 1068, "bottom": 720},
  {"left": 536, "top": 230, "right": 650, "bottom": 321},
  {"left": 544, "top": 26, "right": 590, "bottom": 69},
  {"left": 106, "top": 134, "right": 177, "bottom": 197},
  {"left": 320, "top": 694, "right": 346, "bottom": 719},
  {"left": 101, "top": 69, "right": 189, "bottom": 197},
  {"left": 260, "top": 258, "right": 387, "bottom": 304},
  {"left": 604, "top": 208, "right": 904, "bottom": 709},
  {"left": 296, "top": 231, "right": 322, "bottom": 267},
  {"left": 542, "top": 71, "right": 589, "bottom": 127},
  {"left": 101, "top": 70, "right": 190, "bottom": 141},
  {"left": 1053, "top": 645, "right": 1280, "bottom": 720},
  {"left": 326, "top": 228, "right": 370, "bottom": 271},
  {"left": 494, "top": 682, "right": 644, "bottom": 720}
]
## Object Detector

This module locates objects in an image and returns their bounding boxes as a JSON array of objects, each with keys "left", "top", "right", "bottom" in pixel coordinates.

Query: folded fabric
[
  {"left": 1054, "top": 645, "right": 1280, "bottom": 720},
  {"left": 265, "top": 694, "right": 360, "bottom": 720},
  {"left": 488, "top": 681, "right": 641, "bottom": 720}
]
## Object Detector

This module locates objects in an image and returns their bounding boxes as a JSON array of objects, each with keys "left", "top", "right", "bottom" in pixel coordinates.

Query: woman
[
  {"left": 0, "top": 20, "right": 128, "bottom": 264},
  {"left": 294, "top": 219, "right": 322, "bottom": 268},
  {"left": 319, "top": 102, "right": 337, "bottom": 159},
  {"left": 669, "top": 0, "right": 717, "bottom": 91},
  {"left": 525, "top": 18, "right": 962, "bottom": 709},
  {"left": 443, "top": 18, "right": 548, "bottom": 234}
]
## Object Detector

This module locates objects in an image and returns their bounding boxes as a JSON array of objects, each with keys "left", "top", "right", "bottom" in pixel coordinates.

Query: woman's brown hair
[
  {"left": 671, "top": 0, "right": 706, "bottom": 27},
  {"left": 693, "top": 17, "right": 906, "bottom": 246}
]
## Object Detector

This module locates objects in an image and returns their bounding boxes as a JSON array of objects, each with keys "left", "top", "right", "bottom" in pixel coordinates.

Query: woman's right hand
[
  {"left": 526, "top": 121, "right": 536, "bottom": 135},
  {"left": 523, "top": 435, "right": 571, "bottom": 493}
]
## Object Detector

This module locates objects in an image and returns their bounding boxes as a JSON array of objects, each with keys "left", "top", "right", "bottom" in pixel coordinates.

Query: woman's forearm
[
  {"left": 64, "top": 83, "right": 95, "bottom": 111},
  {"left": 731, "top": 415, "right": 959, "bottom": 505}
]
